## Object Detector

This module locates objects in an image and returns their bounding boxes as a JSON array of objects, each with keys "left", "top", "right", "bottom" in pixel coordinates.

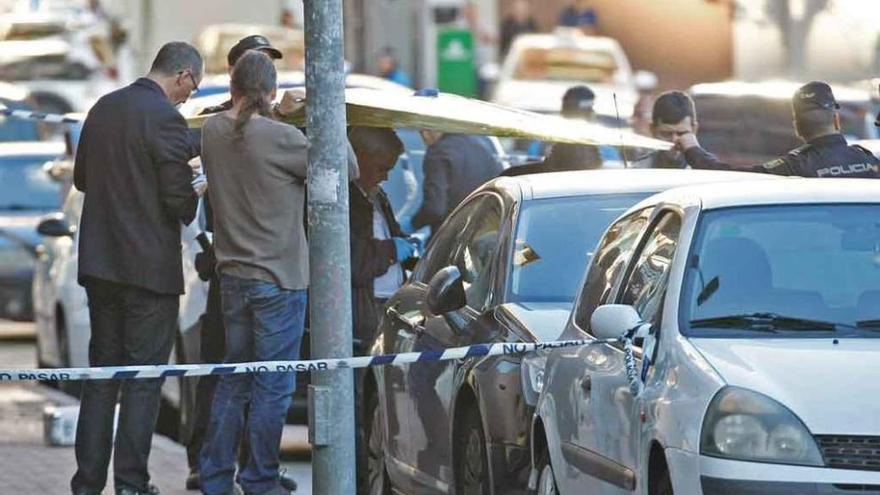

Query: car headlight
[
  {"left": 700, "top": 387, "right": 823, "bottom": 466},
  {"left": 521, "top": 352, "right": 547, "bottom": 405}
]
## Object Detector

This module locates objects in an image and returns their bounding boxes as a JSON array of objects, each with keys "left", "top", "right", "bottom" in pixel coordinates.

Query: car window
[
  {"left": 0, "top": 155, "right": 62, "bottom": 210},
  {"left": 415, "top": 195, "right": 498, "bottom": 285},
  {"left": 513, "top": 47, "right": 619, "bottom": 83},
  {"left": 509, "top": 193, "right": 649, "bottom": 304},
  {"left": 619, "top": 212, "right": 682, "bottom": 329},
  {"left": 574, "top": 207, "right": 652, "bottom": 332},
  {"left": 452, "top": 196, "right": 503, "bottom": 310},
  {"left": 683, "top": 204, "right": 880, "bottom": 337}
]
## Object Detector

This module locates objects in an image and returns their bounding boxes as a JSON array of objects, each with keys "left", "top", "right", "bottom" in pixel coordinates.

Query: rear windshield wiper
[{"left": 689, "top": 313, "right": 849, "bottom": 332}]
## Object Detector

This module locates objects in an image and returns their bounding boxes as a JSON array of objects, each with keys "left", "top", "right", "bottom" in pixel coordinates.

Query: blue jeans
[{"left": 199, "top": 274, "right": 306, "bottom": 495}]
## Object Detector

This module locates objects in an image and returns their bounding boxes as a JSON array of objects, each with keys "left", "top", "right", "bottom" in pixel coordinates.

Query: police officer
[{"left": 677, "top": 81, "right": 880, "bottom": 177}]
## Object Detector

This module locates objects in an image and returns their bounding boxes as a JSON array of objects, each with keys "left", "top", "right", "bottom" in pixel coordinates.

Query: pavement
[{"left": 0, "top": 320, "right": 313, "bottom": 494}]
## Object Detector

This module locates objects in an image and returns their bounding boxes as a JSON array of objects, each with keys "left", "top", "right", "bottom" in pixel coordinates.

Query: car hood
[
  {"left": 493, "top": 80, "right": 637, "bottom": 118},
  {"left": 496, "top": 302, "right": 573, "bottom": 342},
  {"left": 0, "top": 211, "right": 47, "bottom": 248},
  {"left": 691, "top": 338, "right": 880, "bottom": 435}
]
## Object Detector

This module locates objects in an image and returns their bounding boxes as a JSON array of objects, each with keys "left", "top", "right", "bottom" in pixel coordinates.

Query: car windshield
[
  {"left": 513, "top": 47, "right": 618, "bottom": 83},
  {"left": 683, "top": 204, "right": 880, "bottom": 337},
  {"left": 0, "top": 155, "right": 62, "bottom": 210},
  {"left": 508, "top": 193, "right": 649, "bottom": 304}
]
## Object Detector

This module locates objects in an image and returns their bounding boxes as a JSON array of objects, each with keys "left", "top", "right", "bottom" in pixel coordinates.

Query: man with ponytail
[{"left": 198, "top": 51, "right": 308, "bottom": 495}]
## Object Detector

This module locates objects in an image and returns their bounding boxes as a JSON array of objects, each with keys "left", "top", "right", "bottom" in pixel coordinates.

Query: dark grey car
[{"left": 362, "top": 169, "right": 757, "bottom": 495}]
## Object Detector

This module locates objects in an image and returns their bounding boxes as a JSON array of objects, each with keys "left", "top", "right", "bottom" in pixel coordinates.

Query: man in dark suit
[
  {"left": 71, "top": 41, "right": 203, "bottom": 495},
  {"left": 411, "top": 132, "right": 502, "bottom": 234}
]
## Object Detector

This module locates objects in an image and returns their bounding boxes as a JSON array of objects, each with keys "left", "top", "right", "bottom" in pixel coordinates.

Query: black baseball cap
[
  {"left": 792, "top": 81, "right": 840, "bottom": 115},
  {"left": 227, "top": 35, "right": 283, "bottom": 67},
  {"left": 562, "top": 85, "right": 595, "bottom": 117}
]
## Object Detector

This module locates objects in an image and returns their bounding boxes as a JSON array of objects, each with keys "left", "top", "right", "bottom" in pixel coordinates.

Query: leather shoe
[{"left": 116, "top": 484, "right": 159, "bottom": 495}]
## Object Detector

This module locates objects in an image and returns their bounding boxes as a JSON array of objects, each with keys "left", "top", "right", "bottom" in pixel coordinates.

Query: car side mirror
[
  {"left": 37, "top": 214, "right": 74, "bottom": 238},
  {"left": 426, "top": 266, "right": 466, "bottom": 315},
  {"left": 634, "top": 70, "right": 658, "bottom": 92},
  {"left": 590, "top": 304, "right": 643, "bottom": 340}
]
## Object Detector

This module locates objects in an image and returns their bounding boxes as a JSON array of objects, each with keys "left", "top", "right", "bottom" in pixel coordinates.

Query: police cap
[
  {"left": 792, "top": 81, "right": 840, "bottom": 115},
  {"left": 562, "top": 85, "right": 595, "bottom": 118}
]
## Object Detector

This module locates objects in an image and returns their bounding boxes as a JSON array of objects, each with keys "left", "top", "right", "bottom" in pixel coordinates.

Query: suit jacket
[
  {"left": 412, "top": 133, "right": 502, "bottom": 233},
  {"left": 74, "top": 78, "right": 198, "bottom": 295},
  {"left": 349, "top": 183, "right": 413, "bottom": 347}
]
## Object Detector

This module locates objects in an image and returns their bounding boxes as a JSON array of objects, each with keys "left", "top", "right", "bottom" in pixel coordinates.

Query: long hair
[{"left": 230, "top": 51, "right": 277, "bottom": 138}]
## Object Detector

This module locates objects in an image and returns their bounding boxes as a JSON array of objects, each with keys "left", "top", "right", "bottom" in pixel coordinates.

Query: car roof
[
  {"left": 690, "top": 80, "right": 871, "bottom": 104},
  {"left": 0, "top": 141, "right": 66, "bottom": 157},
  {"left": 488, "top": 169, "right": 775, "bottom": 201},
  {"left": 510, "top": 30, "right": 622, "bottom": 52},
  {"left": 647, "top": 178, "right": 880, "bottom": 210}
]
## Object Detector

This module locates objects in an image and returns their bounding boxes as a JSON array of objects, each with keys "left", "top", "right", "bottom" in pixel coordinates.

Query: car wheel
[
  {"left": 455, "top": 406, "right": 491, "bottom": 495},
  {"left": 362, "top": 390, "right": 390, "bottom": 495},
  {"left": 652, "top": 468, "right": 673, "bottom": 495},
  {"left": 535, "top": 451, "right": 557, "bottom": 495}
]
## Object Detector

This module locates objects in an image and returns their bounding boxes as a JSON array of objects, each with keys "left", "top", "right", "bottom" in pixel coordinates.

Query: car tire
[
  {"left": 535, "top": 451, "right": 557, "bottom": 495},
  {"left": 653, "top": 467, "right": 674, "bottom": 495},
  {"left": 362, "top": 389, "right": 391, "bottom": 495},
  {"left": 455, "top": 405, "right": 491, "bottom": 495}
]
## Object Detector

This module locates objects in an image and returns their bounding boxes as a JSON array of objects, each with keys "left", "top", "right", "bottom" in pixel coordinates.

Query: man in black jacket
[
  {"left": 347, "top": 127, "right": 416, "bottom": 493},
  {"left": 677, "top": 81, "right": 879, "bottom": 178},
  {"left": 412, "top": 132, "right": 502, "bottom": 234},
  {"left": 71, "top": 41, "right": 203, "bottom": 495}
]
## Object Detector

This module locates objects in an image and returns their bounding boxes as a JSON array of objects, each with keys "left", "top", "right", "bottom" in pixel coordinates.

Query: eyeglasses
[{"left": 179, "top": 70, "right": 199, "bottom": 96}]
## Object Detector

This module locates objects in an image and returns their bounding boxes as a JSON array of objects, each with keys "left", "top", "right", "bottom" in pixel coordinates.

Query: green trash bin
[{"left": 437, "top": 28, "right": 477, "bottom": 97}]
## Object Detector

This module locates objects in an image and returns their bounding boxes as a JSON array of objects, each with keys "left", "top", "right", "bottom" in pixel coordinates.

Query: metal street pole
[{"left": 304, "top": 0, "right": 356, "bottom": 494}]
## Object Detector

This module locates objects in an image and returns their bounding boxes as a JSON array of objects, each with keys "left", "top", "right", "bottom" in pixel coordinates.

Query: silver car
[{"left": 531, "top": 178, "right": 880, "bottom": 495}]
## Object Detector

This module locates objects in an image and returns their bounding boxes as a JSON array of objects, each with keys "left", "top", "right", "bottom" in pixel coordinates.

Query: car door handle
[{"left": 580, "top": 375, "right": 592, "bottom": 393}]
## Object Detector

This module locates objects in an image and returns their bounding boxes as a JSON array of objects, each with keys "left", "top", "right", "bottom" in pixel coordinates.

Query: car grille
[{"left": 816, "top": 435, "right": 880, "bottom": 472}]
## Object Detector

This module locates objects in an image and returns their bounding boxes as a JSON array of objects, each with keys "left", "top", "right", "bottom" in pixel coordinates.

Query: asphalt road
[{"left": 0, "top": 319, "right": 314, "bottom": 493}]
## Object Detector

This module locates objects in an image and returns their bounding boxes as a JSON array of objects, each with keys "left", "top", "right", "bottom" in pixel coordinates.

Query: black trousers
[
  {"left": 185, "top": 273, "right": 250, "bottom": 470},
  {"left": 70, "top": 278, "right": 178, "bottom": 493}
]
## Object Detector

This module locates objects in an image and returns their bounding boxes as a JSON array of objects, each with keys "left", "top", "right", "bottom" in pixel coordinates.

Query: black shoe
[
  {"left": 185, "top": 469, "right": 200, "bottom": 490},
  {"left": 116, "top": 484, "right": 160, "bottom": 495},
  {"left": 72, "top": 490, "right": 103, "bottom": 495},
  {"left": 278, "top": 468, "right": 297, "bottom": 492}
]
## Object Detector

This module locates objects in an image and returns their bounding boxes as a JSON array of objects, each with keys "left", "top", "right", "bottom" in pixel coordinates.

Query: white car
[
  {"left": 33, "top": 186, "right": 209, "bottom": 405},
  {"left": 491, "top": 28, "right": 656, "bottom": 122},
  {"left": 531, "top": 178, "right": 880, "bottom": 494}
]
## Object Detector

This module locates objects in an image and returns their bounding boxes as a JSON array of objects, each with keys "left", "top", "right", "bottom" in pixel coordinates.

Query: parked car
[
  {"left": 0, "top": 141, "right": 65, "bottom": 321},
  {"left": 491, "top": 28, "right": 656, "bottom": 126},
  {"left": 689, "top": 80, "right": 879, "bottom": 168},
  {"left": 196, "top": 23, "right": 305, "bottom": 76},
  {"left": 363, "top": 169, "right": 767, "bottom": 495},
  {"left": 0, "top": 81, "right": 41, "bottom": 142},
  {"left": 530, "top": 177, "right": 880, "bottom": 495}
]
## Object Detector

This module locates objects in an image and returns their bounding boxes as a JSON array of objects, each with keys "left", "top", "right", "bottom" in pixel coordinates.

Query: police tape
[
  {"left": 0, "top": 106, "right": 82, "bottom": 125},
  {"left": 0, "top": 337, "right": 641, "bottom": 391}
]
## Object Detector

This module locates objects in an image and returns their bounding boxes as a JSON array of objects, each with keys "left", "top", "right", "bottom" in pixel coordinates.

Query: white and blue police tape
[
  {"left": 0, "top": 106, "right": 82, "bottom": 125},
  {"left": 0, "top": 337, "right": 642, "bottom": 395}
]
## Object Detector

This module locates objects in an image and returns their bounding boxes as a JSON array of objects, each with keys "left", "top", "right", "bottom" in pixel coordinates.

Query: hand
[
  {"left": 188, "top": 157, "right": 202, "bottom": 178},
  {"left": 675, "top": 132, "right": 700, "bottom": 151},
  {"left": 192, "top": 174, "right": 208, "bottom": 197},
  {"left": 276, "top": 89, "right": 306, "bottom": 119},
  {"left": 392, "top": 237, "right": 417, "bottom": 263}
]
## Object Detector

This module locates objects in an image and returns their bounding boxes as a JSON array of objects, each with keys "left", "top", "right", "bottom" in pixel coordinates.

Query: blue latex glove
[{"left": 392, "top": 237, "right": 416, "bottom": 263}]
